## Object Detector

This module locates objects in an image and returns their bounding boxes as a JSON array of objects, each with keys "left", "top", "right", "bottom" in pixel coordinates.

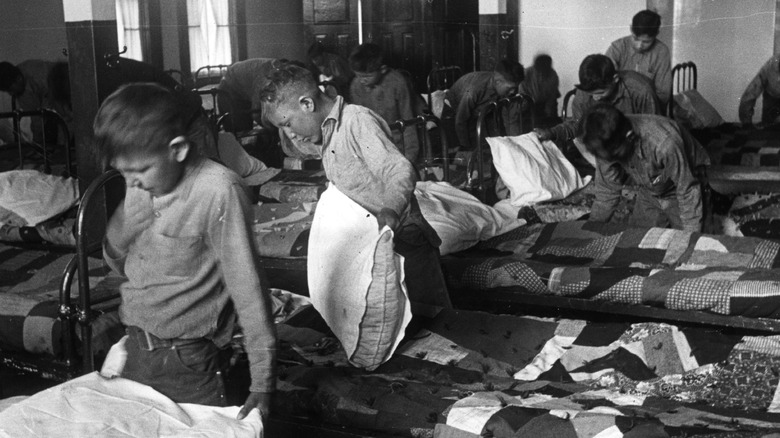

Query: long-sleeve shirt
[
  {"left": 519, "top": 65, "right": 560, "bottom": 122},
  {"left": 349, "top": 69, "right": 420, "bottom": 162},
  {"left": 320, "top": 95, "right": 416, "bottom": 218},
  {"left": 549, "top": 70, "right": 660, "bottom": 142},
  {"left": 218, "top": 58, "right": 276, "bottom": 112},
  {"left": 606, "top": 36, "right": 672, "bottom": 107},
  {"left": 104, "top": 158, "right": 276, "bottom": 393},
  {"left": 446, "top": 71, "right": 516, "bottom": 149},
  {"left": 739, "top": 55, "right": 780, "bottom": 125},
  {"left": 590, "top": 114, "right": 709, "bottom": 232}
]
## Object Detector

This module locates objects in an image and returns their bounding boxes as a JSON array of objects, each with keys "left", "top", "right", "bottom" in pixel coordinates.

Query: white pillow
[
  {"left": 0, "top": 170, "right": 79, "bottom": 226},
  {"left": 487, "top": 133, "right": 590, "bottom": 207},
  {"left": 415, "top": 181, "right": 524, "bottom": 255},
  {"left": 308, "top": 184, "right": 411, "bottom": 370}
]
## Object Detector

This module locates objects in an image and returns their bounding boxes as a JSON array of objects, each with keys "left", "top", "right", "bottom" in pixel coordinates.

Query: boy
[
  {"left": 535, "top": 54, "right": 660, "bottom": 145},
  {"left": 349, "top": 42, "right": 420, "bottom": 163},
  {"left": 739, "top": 54, "right": 780, "bottom": 126},
  {"left": 606, "top": 9, "right": 672, "bottom": 108},
  {"left": 307, "top": 42, "right": 354, "bottom": 100},
  {"left": 217, "top": 57, "right": 277, "bottom": 131},
  {"left": 259, "top": 62, "right": 451, "bottom": 315},
  {"left": 445, "top": 59, "right": 524, "bottom": 150},
  {"left": 94, "top": 83, "right": 276, "bottom": 420},
  {"left": 519, "top": 54, "right": 561, "bottom": 128},
  {"left": 581, "top": 103, "right": 709, "bottom": 232}
]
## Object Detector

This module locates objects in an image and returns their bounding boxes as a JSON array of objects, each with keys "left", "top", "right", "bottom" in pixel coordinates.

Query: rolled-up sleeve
[{"left": 590, "top": 161, "right": 624, "bottom": 223}]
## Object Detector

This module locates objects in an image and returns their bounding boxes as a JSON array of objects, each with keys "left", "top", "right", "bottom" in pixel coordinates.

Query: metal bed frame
[
  {"left": 0, "top": 108, "right": 74, "bottom": 177},
  {"left": 390, "top": 114, "right": 451, "bottom": 183},
  {"left": 0, "top": 169, "right": 123, "bottom": 381}
]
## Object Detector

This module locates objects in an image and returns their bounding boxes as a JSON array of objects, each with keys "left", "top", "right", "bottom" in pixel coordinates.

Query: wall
[
  {"left": 245, "top": 1, "right": 306, "bottom": 62},
  {"left": 673, "top": 0, "right": 774, "bottom": 122},
  {"left": 0, "top": 0, "right": 68, "bottom": 112},
  {"left": 518, "top": 0, "right": 644, "bottom": 114}
]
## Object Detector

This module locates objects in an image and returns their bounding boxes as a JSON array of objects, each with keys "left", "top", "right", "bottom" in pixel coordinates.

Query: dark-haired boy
[
  {"left": 606, "top": 9, "right": 672, "bottom": 108},
  {"left": 445, "top": 59, "right": 524, "bottom": 150},
  {"left": 349, "top": 43, "right": 420, "bottom": 162},
  {"left": 95, "top": 82, "right": 276, "bottom": 420},
  {"left": 536, "top": 54, "right": 660, "bottom": 145},
  {"left": 581, "top": 103, "right": 708, "bottom": 232},
  {"left": 259, "top": 62, "right": 451, "bottom": 316}
]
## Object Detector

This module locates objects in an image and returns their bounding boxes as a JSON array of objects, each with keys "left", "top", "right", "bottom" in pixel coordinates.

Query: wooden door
[{"left": 303, "top": 0, "right": 359, "bottom": 61}]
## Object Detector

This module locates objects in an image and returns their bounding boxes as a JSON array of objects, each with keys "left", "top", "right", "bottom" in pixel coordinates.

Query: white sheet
[
  {"left": 0, "top": 169, "right": 79, "bottom": 226},
  {"left": 0, "top": 372, "right": 263, "bottom": 438}
]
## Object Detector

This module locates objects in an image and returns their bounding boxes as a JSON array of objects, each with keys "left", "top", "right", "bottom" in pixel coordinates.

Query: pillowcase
[
  {"left": 487, "top": 133, "right": 590, "bottom": 207},
  {"left": 673, "top": 89, "right": 724, "bottom": 129},
  {"left": 307, "top": 184, "right": 411, "bottom": 370},
  {"left": 0, "top": 170, "right": 79, "bottom": 226},
  {"left": 415, "top": 181, "right": 524, "bottom": 255}
]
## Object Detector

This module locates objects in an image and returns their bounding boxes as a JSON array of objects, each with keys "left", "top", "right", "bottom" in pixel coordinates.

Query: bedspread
[
  {"left": 273, "top": 306, "right": 780, "bottom": 437},
  {"left": 444, "top": 221, "right": 780, "bottom": 319}
]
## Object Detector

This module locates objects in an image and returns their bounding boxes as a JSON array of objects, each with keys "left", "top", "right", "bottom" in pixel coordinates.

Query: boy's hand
[
  {"left": 106, "top": 187, "right": 153, "bottom": 254},
  {"left": 237, "top": 391, "right": 271, "bottom": 421},
  {"left": 533, "top": 128, "right": 553, "bottom": 142},
  {"left": 376, "top": 208, "right": 400, "bottom": 232}
]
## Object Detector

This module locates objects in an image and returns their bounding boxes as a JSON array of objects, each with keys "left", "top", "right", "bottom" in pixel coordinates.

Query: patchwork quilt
[
  {"left": 444, "top": 220, "right": 780, "bottom": 319},
  {"left": 274, "top": 306, "right": 780, "bottom": 437}
]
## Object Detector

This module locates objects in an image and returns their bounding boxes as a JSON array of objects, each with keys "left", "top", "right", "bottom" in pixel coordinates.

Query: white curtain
[
  {"left": 188, "top": 0, "right": 232, "bottom": 72},
  {"left": 115, "top": 0, "right": 144, "bottom": 61}
]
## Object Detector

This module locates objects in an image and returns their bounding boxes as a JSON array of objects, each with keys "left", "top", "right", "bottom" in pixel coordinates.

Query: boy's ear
[
  {"left": 299, "top": 96, "right": 316, "bottom": 113},
  {"left": 168, "top": 135, "right": 190, "bottom": 163}
]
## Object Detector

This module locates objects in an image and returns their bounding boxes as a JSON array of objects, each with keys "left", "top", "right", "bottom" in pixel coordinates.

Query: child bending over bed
[
  {"left": 94, "top": 83, "right": 276, "bottom": 420},
  {"left": 259, "top": 62, "right": 452, "bottom": 315}
]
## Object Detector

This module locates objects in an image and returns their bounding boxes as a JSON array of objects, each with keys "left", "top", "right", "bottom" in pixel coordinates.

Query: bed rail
[
  {"left": 390, "top": 114, "right": 450, "bottom": 182},
  {"left": 0, "top": 108, "right": 74, "bottom": 176},
  {"left": 560, "top": 88, "right": 577, "bottom": 120},
  {"left": 670, "top": 61, "right": 697, "bottom": 116},
  {"left": 426, "top": 66, "right": 462, "bottom": 114}
]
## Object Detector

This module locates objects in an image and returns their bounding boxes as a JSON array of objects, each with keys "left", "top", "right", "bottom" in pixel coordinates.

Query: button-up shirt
[
  {"left": 739, "top": 55, "right": 780, "bottom": 125},
  {"left": 550, "top": 70, "right": 660, "bottom": 142},
  {"left": 105, "top": 158, "right": 276, "bottom": 393},
  {"left": 590, "top": 114, "right": 709, "bottom": 232},
  {"left": 606, "top": 36, "right": 672, "bottom": 106},
  {"left": 320, "top": 95, "right": 416, "bottom": 217}
]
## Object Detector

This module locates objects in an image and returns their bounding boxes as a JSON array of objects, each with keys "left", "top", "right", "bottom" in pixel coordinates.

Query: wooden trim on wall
[
  {"left": 140, "top": 0, "right": 164, "bottom": 68},
  {"left": 230, "top": 0, "right": 247, "bottom": 61},
  {"left": 176, "top": 0, "right": 191, "bottom": 73}
]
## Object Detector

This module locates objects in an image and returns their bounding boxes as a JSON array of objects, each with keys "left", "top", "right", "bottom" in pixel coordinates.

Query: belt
[{"left": 127, "top": 326, "right": 211, "bottom": 351}]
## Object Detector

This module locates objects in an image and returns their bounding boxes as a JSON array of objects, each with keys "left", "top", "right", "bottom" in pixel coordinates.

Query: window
[
  {"left": 116, "top": 0, "right": 144, "bottom": 61},
  {"left": 187, "top": 0, "right": 233, "bottom": 72}
]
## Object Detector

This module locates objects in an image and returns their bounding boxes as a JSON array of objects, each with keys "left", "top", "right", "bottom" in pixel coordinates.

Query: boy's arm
[
  {"left": 103, "top": 188, "right": 154, "bottom": 275},
  {"left": 663, "top": 138, "right": 703, "bottom": 232},
  {"left": 209, "top": 181, "right": 277, "bottom": 404},
  {"left": 739, "top": 67, "right": 768, "bottom": 125},
  {"left": 589, "top": 161, "right": 623, "bottom": 223},
  {"left": 454, "top": 93, "right": 477, "bottom": 149},
  {"left": 547, "top": 91, "right": 586, "bottom": 142},
  {"left": 352, "top": 112, "right": 416, "bottom": 217},
  {"left": 396, "top": 76, "right": 420, "bottom": 161},
  {"left": 654, "top": 49, "right": 672, "bottom": 107}
]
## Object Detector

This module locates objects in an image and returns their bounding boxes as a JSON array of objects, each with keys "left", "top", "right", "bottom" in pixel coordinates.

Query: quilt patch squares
[
  {"left": 638, "top": 228, "right": 681, "bottom": 250},
  {"left": 486, "top": 261, "right": 548, "bottom": 293},
  {"left": 750, "top": 239, "right": 780, "bottom": 269},
  {"left": 666, "top": 278, "right": 731, "bottom": 313},
  {"left": 729, "top": 280, "right": 780, "bottom": 318},
  {"left": 593, "top": 275, "right": 644, "bottom": 304},
  {"left": 532, "top": 231, "right": 621, "bottom": 264}
]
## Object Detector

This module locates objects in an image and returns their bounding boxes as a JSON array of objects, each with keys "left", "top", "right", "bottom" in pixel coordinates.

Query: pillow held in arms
[
  {"left": 487, "top": 133, "right": 590, "bottom": 207},
  {"left": 415, "top": 181, "right": 524, "bottom": 255},
  {"left": 308, "top": 184, "right": 411, "bottom": 370}
]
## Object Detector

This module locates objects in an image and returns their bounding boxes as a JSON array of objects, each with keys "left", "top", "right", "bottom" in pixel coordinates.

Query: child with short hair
[
  {"left": 348, "top": 42, "right": 420, "bottom": 163},
  {"left": 95, "top": 83, "right": 276, "bottom": 420},
  {"left": 259, "top": 62, "right": 451, "bottom": 316},
  {"left": 445, "top": 59, "right": 524, "bottom": 150}
]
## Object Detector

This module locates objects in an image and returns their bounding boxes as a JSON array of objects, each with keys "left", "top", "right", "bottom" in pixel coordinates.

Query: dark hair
[
  {"left": 576, "top": 54, "right": 616, "bottom": 91},
  {"left": 533, "top": 54, "right": 553, "bottom": 75},
  {"left": 94, "top": 82, "right": 191, "bottom": 161},
  {"left": 307, "top": 41, "right": 326, "bottom": 59},
  {"left": 0, "top": 62, "right": 20, "bottom": 91},
  {"left": 631, "top": 10, "right": 661, "bottom": 38},
  {"left": 494, "top": 59, "right": 524, "bottom": 84},
  {"left": 259, "top": 61, "right": 320, "bottom": 107},
  {"left": 349, "top": 43, "right": 384, "bottom": 73},
  {"left": 582, "top": 103, "right": 633, "bottom": 159}
]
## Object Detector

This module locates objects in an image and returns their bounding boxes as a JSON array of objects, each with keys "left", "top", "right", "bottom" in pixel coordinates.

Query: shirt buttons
[{"left": 154, "top": 210, "right": 161, "bottom": 218}]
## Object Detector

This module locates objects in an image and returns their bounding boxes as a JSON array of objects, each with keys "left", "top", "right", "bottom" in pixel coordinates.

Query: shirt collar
[{"left": 322, "top": 95, "right": 345, "bottom": 132}]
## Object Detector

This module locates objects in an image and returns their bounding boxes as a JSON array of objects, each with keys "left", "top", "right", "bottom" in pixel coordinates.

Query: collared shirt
[
  {"left": 320, "top": 95, "right": 416, "bottom": 217},
  {"left": 550, "top": 70, "right": 660, "bottom": 142},
  {"left": 349, "top": 68, "right": 420, "bottom": 162},
  {"left": 519, "top": 65, "right": 560, "bottom": 121},
  {"left": 606, "top": 36, "right": 672, "bottom": 106},
  {"left": 739, "top": 55, "right": 780, "bottom": 124},
  {"left": 590, "top": 114, "right": 709, "bottom": 232},
  {"left": 104, "top": 158, "right": 276, "bottom": 393}
]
